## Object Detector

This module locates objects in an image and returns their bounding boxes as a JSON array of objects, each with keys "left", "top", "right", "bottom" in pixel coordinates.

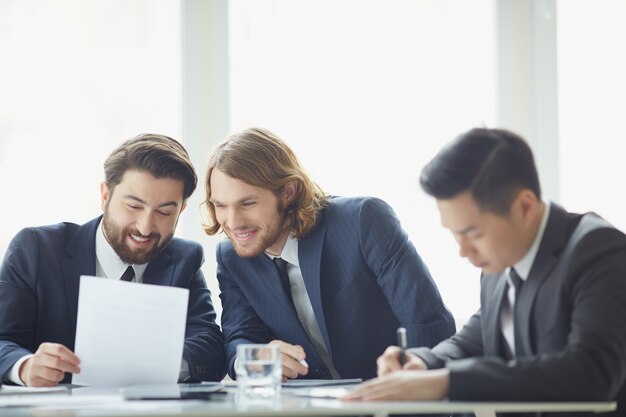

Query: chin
[
  {"left": 232, "top": 243, "right": 264, "bottom": 259},
  {"left": 482, "top": 266, "right": 505, "bottom": 275}
]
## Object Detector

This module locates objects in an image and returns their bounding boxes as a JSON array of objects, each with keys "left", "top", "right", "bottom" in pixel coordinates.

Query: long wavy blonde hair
[{"left": 202, "top": 127, "right": 328, "bottom": 239}]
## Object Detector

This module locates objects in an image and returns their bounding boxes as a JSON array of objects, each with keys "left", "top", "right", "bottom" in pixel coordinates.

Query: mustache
[{"left": 127, "top": 229, "right": 161, "bottom": 240}]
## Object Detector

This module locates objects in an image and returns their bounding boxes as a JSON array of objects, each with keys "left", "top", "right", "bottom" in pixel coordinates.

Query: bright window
[
  {"left": 0, "top": 1, "right": 182, "bottom": 258},
  {"left": 558, "top": 0, "right": 626, "bottom": 231},
  {"left": 228, "top": 0, "right": 496, "bottom": 324}
]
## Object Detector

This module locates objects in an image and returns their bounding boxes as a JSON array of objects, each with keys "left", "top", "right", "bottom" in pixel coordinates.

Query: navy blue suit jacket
[
  {"left": 0, "top": 217, "right": 226, "bottom": 383},
  {"left": 217, "top": 197, "right": 455, "bottom": 380}
]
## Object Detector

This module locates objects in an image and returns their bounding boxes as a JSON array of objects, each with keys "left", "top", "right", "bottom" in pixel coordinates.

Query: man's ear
[
  {"left": 282, "top": 180, "right": 299, "bottom": 204},
  {"left": 100, "top": 182, "right": 111, "bottom": 211},
  {"left": 513, "top": 189, "right": 539, "bottom": 224}
]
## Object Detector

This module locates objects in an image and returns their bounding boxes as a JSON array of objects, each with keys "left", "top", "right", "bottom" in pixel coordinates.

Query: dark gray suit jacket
[{"left": 412, "top": 204, "right": 626, "bottom": 415}]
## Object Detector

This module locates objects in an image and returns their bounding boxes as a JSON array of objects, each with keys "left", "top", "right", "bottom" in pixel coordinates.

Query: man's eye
[
  {"left": 157, "top": 211, "right": 172, "bottom": 216},
  {"left": 242, "top": 202, "right": 256, "bottom": 207}
]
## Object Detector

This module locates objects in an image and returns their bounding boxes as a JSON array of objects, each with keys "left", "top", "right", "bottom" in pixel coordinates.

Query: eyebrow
[
  {"left": 123, "top": 195, "right": 179, "bottom": 209},
  {"left": 457, "top": 225, "right": 478, "bottom": 235},
  {"left": 209, "top": 195, "right": 259, "bottom": 206}
]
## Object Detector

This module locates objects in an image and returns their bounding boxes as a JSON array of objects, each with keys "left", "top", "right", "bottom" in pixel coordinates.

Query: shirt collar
[
  {"left": 279, "top": 235, "right": 300, "bottom": 267},
  {"left": 264, "top": 234, "right": 300, "bottom": 267},
  {"left": 95, "top": 219, "right": 148, "bottom": 281},
  {"left": 510, "top": 201, "right": 551, "bottom": 281}
]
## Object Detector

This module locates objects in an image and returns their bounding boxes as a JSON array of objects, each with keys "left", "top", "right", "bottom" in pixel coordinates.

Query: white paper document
[{"left": 73, "top": 276, "right": 189, "bottom": 387}]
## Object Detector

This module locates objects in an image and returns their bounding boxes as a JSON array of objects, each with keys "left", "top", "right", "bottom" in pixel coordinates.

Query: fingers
[
  {"left": 403, "top": 353, "right": 427, "bottom": 371},
  {"left": 343, "top": 369, "right": 449, "bottom": 402},
  {"left": 376, "top": 345, "right": 404, "bottom": 376},
  {"left": 377, "top": 346, "right": 427, "bottom": 376},
  {"left": 20, "top": 343, "right": 81, "bottom": 387},
  {"left": 37, "top": 343, "right": 81, "bottom": 369},
  {"left": 344, "top": 373, "right": 407, "bottom": 401},
  {"left": 269, "top": 340, "right": 308, "bottom": 379}
]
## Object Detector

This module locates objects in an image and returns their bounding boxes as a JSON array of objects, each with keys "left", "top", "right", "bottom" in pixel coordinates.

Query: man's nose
[
  {"left": 458, "top": 236, "right": 470, "bottom": 259},
  {"left": 135, "top": 212, "right": 154, "bottom": 236}
]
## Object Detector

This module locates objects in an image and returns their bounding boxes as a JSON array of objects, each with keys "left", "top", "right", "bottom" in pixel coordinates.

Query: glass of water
[{"left": 235, "top": 344, "right": 282, "bottom": 398}]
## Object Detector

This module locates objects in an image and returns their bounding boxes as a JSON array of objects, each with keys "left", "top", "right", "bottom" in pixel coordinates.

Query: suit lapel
[
  {"left": 483, "top": 272, "right": 509, "bottom": 356},
  {"left": 254, "top": 255, "right": 301, "bottom": 320},
  {"left": 298, "top": 221, "right": 331, "bottom": 355},
  {"left": 514, "top": 204, "right": 569, "bottom": 356},
  {"left": 62, "top": 217, "right": 100, "bottom": 335},
  {"left": 143, "top": 250, "right": 174, "bottom": 286}
]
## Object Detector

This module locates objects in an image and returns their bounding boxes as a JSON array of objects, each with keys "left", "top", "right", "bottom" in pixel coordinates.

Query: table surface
[{"left": 0, "top": 385, "right": 617, "bottom": 417}]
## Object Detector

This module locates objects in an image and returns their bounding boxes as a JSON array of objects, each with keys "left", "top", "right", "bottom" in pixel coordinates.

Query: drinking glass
[{"left": 235, "top": 344, "right": 282, "bottom": 398}]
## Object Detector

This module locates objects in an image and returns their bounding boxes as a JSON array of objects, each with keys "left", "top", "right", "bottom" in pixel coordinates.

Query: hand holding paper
[{"left": 73, "top": 276, "right": 188, "bottom": 387}]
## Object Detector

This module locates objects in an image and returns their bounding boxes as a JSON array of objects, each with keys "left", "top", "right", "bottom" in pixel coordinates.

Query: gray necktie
[
  {"left": 510, "top": 268, "right": 524, "bottom": 296},
  {"left": 510, "top": 268, "right": 525, "bottom": 356}
]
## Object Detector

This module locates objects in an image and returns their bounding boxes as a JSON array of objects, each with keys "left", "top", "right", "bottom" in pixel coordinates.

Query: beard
[
  {"left": 227, "top": 200, "right": 289, "bottom": 258},
  {"left": 102, "top": 212, "right": 173, "bottom": 265}
]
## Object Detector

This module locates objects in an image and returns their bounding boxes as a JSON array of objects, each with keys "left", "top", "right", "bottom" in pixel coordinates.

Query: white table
[{"left": 0, "top": 386, "right": 616, "bottom": 417}]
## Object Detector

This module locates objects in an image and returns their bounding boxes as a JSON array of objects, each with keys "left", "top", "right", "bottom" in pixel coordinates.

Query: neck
[{"left": 264, "top": 228, "right": 291, "bottom": 257}]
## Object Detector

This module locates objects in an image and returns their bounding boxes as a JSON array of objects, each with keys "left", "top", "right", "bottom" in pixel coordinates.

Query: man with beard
[
  {"left": 203, "top": 127, "right": 455, "bottom": 381},
  {"left": 0, "top": 134, "right": 226, "bottom": 387}
]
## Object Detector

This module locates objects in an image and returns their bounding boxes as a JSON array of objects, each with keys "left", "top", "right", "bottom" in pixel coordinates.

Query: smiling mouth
[
  {"left": 128, "top": 233, "right": 154, "bottom": 247},
  {"left": 231, "top": 229, "right": 257, "bottom": 242}
]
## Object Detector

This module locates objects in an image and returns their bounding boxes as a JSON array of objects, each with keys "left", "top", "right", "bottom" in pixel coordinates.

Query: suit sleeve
[
  {"left": 0, "top": 228, "right": 41, "bottom": 380},
  {"left": 410, "top": 310, "right": 484, "bottom": 369},
  {"left": 446, "top": 228, "right": 626, "bottom": 401},
  {"left": 216, "top": 243, "right": 273, "bottom": 379},
  {"left": 181, "top": 245, "right": 227, "bottom": 382},
  {"left": 357, "top": 198, "right": 456, "bottom": 348}
]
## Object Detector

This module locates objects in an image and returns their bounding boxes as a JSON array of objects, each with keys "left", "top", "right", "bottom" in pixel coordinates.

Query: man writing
[
  {"left": 346, "top": 128, "right": 626, "bottom": 415},
  {"left": 0, "top": 134, "right": 226, "bottom": 386},
  {"left": 203, "top": 127, "right": 455, "bottom": 381}
]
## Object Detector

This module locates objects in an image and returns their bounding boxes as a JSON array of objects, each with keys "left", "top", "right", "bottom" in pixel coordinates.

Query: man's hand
[
  {"left": 19, "top": 343, "right": 81, "bottom": 387},
  {"left": 343, "top": 369, "right": 450, "bottom": 401},
  {"left": 377, "top": 345, "right": 427, "bottom": 376},
  {"left": 269, "top": 340, "right": 308, "bottom": 381}
]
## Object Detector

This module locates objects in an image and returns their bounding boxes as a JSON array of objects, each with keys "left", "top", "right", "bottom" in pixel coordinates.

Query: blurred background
[{"left": 1, "top": 0, "right": 625, "bottom": 327}]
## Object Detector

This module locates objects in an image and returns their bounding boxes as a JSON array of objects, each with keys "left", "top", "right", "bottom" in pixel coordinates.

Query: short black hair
[{"left": 420, "top": 128, "right": 541, "bottom": 214}]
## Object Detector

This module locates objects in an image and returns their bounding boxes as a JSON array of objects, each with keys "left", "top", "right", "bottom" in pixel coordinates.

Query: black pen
[{"left": 397, "top": 327, "right": 407, "bottom": 366}]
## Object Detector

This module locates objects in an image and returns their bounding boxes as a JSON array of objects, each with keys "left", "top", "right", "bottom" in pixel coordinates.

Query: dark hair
[
  {"left": 420, "top": 128, "right": 541, "bottom": 214},
  {"left": 202, "top": 127, "right": 328, "bottom": 238},
  {"left": 104, "top": 133, "right": 197, "bottom": 200}
]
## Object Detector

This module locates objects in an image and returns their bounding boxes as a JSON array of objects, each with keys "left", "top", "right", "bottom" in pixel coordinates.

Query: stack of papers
[
  {"left": 282, "top": 378, "right": 361, "bottom": 388},
  {"left": 0, "top": 386, "right": 69, "bottom": 395}
]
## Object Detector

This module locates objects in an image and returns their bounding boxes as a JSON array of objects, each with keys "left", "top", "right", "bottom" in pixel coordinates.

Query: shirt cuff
[
  {"left": 5, "top": 354, "right": 34, "bottom": 386},
  {"left": 178, "top": 359, "right": 190, "bottom": 382}
]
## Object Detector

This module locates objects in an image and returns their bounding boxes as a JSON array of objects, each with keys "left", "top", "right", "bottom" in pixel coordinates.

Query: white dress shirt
[
  {"left": 94, "top": 221, "right": 148, "bottom": 283},
  {"left": 271, "top": 236, "right": 341, "bottom": 378},
  {"left": 500, "top": 202, "right": 550, "bottom": 356}
]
